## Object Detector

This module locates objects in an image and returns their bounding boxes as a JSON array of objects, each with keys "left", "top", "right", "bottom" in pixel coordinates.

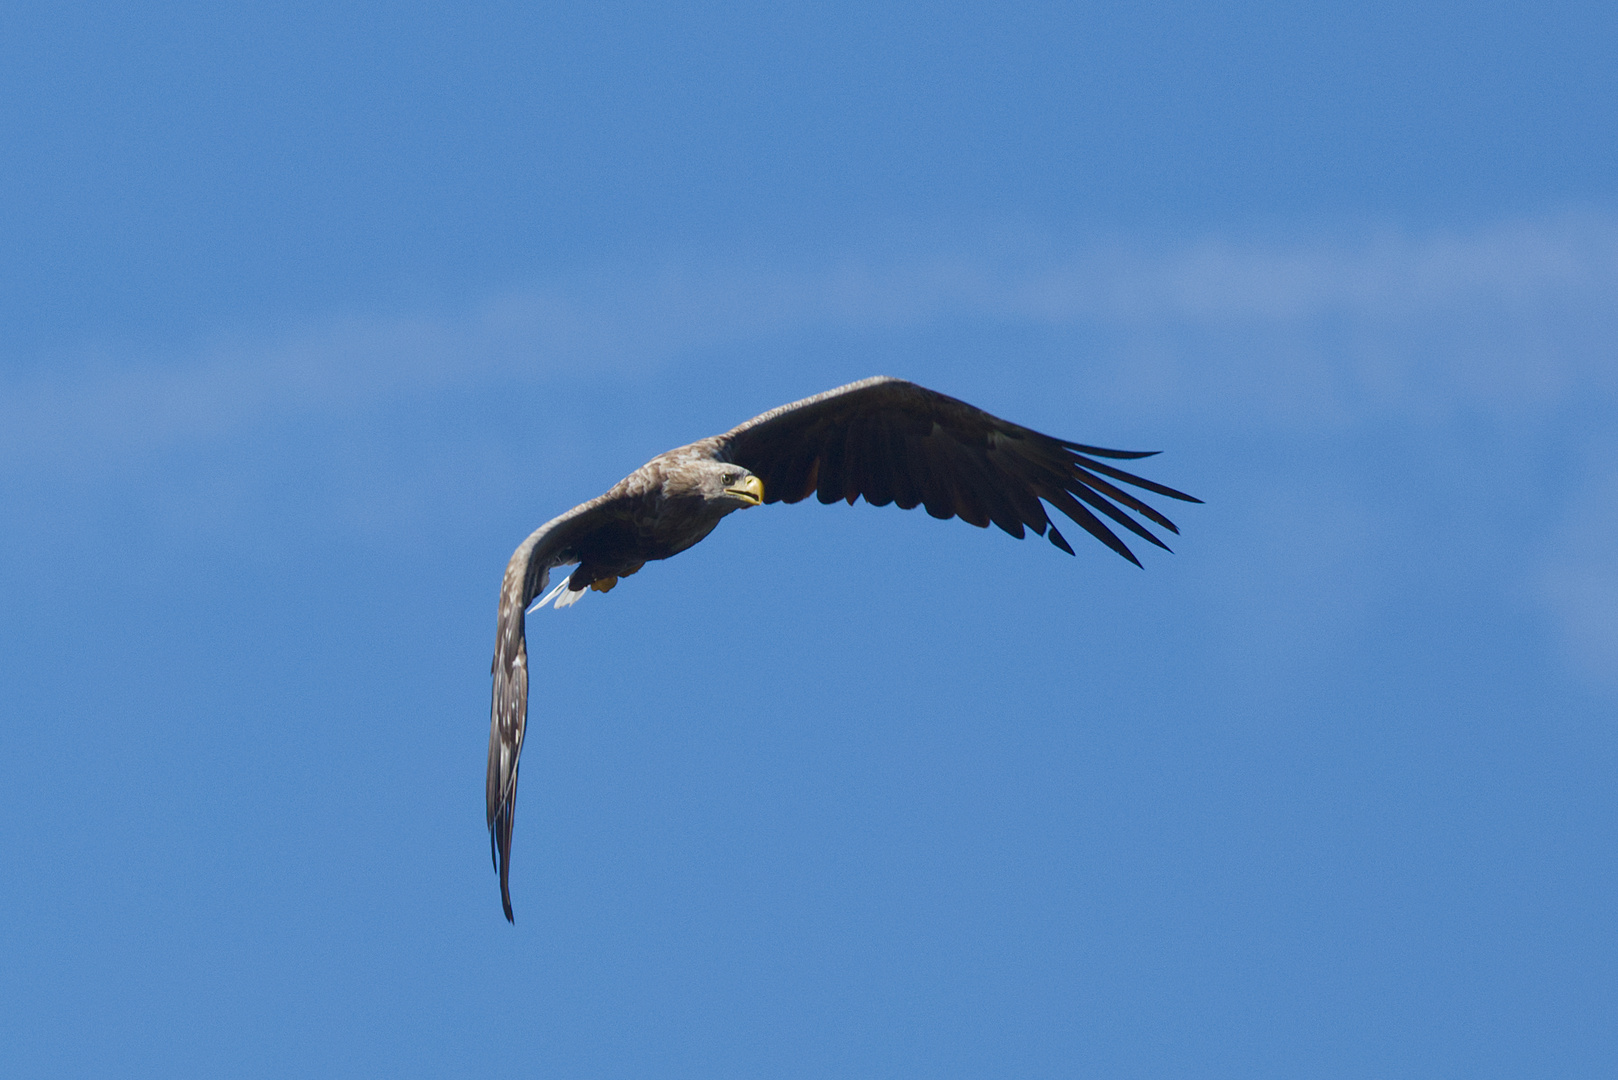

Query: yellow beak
[{"left": 726, "top": 474, "right": 765, "bottom": 506}]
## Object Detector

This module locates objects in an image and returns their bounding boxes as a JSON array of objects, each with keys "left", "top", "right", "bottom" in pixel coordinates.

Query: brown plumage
[{"left": 486, "top": 376, "right": 1200, "bottom": 921}]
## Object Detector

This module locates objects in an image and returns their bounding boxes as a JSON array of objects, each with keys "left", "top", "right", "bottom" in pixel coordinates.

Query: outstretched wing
[
  {"left": 718, "top": 376, "right": 1200, "bottom": 564},
  {"left": 486, "top": 491, "right": 633, "bottom": 922}
]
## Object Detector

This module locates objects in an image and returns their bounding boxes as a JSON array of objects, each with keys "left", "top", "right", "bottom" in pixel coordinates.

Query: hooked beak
[{"left": 725, "top": 474, "right": 765, "bottom": 506}]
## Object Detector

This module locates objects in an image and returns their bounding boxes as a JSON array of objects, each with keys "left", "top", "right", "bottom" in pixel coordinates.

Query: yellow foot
[{"left": 590, "top": 576, "right": 618, "bottom": 593}]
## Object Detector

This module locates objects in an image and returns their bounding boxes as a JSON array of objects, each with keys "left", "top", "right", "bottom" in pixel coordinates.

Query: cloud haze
[
  {"left": 9, "top": 210, "right": 1614, "bottom": 458},
  {"left": 5, "top": 210, "right": 1614, "bottom": 690}
]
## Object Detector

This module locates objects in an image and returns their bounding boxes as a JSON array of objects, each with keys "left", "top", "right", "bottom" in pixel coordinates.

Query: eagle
[{"left": 487, "top": 376, "right": 1199, "bottom": 921}]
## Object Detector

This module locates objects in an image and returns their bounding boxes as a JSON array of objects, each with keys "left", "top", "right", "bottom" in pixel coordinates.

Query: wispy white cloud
[
  {"left": 7, "top": 209, "right": 1616, "bottom": 475},
  {"left": 5, "top": 210, "right": 1615, "bottom": 691},
  {"left": 1534, "top": 438, "right": 1618, "bottom": 693}
]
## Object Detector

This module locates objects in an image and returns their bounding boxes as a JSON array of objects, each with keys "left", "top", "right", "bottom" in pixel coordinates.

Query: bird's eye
[{"left": 721, "top": 472, "right": 738, "bottom": 485}]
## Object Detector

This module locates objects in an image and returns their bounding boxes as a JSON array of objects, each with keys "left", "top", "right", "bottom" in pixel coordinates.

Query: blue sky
[{"left": 3, "top": 2, "right": 1615, "bottom": 1077}]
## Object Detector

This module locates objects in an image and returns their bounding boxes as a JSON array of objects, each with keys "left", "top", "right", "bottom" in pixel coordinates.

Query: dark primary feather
[
  {"left": 486, "top": 376, "right": 1199, "bottom": 921},
  {"left": 718, "top": 376, "right": 1200, "bottom": 566}
]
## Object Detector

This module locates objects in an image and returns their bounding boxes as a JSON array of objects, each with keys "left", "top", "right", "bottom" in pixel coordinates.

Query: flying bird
[{"left": 486, "top": 376, "right": 1199, "bottom": 921}]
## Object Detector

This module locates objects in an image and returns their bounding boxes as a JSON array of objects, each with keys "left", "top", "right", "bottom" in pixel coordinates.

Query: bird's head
[{"left": 706, "top": 463, "right": 765, "bottom": 508}]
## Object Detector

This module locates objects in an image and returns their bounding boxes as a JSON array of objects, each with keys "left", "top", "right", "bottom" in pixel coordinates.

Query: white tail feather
[
  {"left": 527, "top": 573, "right": 577, "bottom": 614},
  {"left": 553, "top": 583, "right": 589, "bottom": 609}
]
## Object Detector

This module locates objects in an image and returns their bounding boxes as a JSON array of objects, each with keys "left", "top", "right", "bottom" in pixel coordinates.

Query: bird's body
[{"left": 486, "top": 376, "right": 1198, "bottom": 920}]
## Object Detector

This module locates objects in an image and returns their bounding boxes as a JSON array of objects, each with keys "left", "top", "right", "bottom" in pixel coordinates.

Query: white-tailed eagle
[{"left": 487, "top": 376, "right": 1199, "bottom": 921}]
